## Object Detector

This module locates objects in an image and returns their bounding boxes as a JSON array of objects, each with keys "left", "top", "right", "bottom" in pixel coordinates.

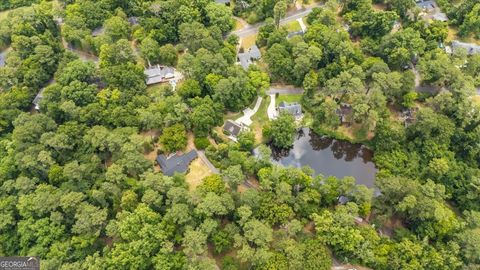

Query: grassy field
[
  {"left": 241, "top": 34, "right": 257, "bottom": 49},
  {"left": 185, "top": 158, "right": 213, "bottom": 192},
  {"left": 284, "top": 20, "right": 302, "bottom": 32},
  {"left": 447, "top": 26, "right": 480, "bottom": 45},
  {"left": 251, "top": 95, "right": 270, "bottom": 144},
  {"left": 275, "top": 93, "right": 303, "bottom": 106}
]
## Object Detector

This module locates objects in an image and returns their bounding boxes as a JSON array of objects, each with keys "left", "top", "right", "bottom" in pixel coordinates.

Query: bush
[{"left": 194, "top": 137, "right": 210, "bottom": 150}]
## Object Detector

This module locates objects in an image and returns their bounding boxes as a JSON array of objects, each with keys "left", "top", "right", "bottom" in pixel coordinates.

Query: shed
[
  {"left": 156, "top": 150, "right": 198, "bottom": 176},
  {"left": 336, "top": 103, "right": 353, "bottom": 124}
]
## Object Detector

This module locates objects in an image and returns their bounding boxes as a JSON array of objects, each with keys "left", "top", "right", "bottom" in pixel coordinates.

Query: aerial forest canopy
[{"left": 0, "top": 0, "right": 479, "bottom": 269}]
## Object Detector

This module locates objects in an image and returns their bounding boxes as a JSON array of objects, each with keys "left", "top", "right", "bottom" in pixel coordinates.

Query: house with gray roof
[
  {"left": 156, "top": 150, "right": 198, "bottom": 176},
  {"left": 215, "top": 0, "right": 231, "bottom": 5},
  {"left": 92, "top": 27, "right": 105, "bottom": 37},
  {"left": 451, "top": 41, "right": 480, "bottom": 55},
  {"left": 278, "top": 102, "right": 303, "bottom": 120},
  {"left": 144, "top": 65, "right": 176, "bottom": 85},
  {"left": 223, "top": 120, "right": 248, "bottom": 141},
  {"left": 237, "top": 45, "right": 262, "bottom": 70},
  {"left": 0, "top": 50, "right": 6, "bottom": 67}
]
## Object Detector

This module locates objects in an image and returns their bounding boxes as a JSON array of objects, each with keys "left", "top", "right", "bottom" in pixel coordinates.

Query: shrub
[{"left": 194, "top": 137, "right": 210, "bottom": 150}]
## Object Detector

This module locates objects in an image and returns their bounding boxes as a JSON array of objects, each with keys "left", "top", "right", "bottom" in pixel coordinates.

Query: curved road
[{"left": 230, "top": 3, "right": 323, "bottom": 38}]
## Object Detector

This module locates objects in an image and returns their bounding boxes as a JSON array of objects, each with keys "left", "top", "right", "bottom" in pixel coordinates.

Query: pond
[{"left": 268, "top": 128, "right": 377, "bottom": 188}]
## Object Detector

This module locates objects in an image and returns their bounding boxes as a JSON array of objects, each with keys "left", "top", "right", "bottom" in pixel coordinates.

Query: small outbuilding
[
  {"left": 336, "top": 103, "right": 353, "bottom": 124},
  {"left": 156, "top": 150, "right": 198, "bottom": 176},
  {"left": 144, "top": 65, "right": 176, "bottom": 85}
]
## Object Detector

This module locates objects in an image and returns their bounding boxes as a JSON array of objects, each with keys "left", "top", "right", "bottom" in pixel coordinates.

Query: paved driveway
[
  {"left": 267, "top": 94, "right": 277, "bottom": 120},
  {"left": 267, "top": 87, "right": 304, "bottom": 95},
  {"left": 236, "top": 96, "right": 263, "bottom": 126},
  {"left": 230, "top": 3, "right": 322, "bottom": 38}
]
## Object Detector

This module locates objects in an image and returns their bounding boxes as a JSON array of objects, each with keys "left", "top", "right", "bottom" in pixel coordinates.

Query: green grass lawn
[
  {"left": 283, "top": 20, "right": 302, "bottom": 32},
  {"left": 275, "top": 94, "right": 303, "bottom": 106},
  {"left": 251, "top": 95, "right": 270, "bottom": 144}
]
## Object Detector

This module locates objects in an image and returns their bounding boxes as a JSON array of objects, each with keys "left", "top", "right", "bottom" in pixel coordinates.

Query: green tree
[
  {"left": 265, "top": 112, "right": 296, "bottom": 149},
  {"left": 160, "top": 124, "right": 187, "bottom": 153}
]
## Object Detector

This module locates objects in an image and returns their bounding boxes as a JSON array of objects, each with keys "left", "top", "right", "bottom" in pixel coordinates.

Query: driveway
[
  {"left": 197, "top": 150, "right": 219, "bottom": 174},
  {"left": 267, "top": 94, "right": 277, "bottom": 120},
  {"left": 267, "top": 87, "right": 304, "bottom": 95},
  {"left": 230, "top": 3, "right": 322, "bottom": 38},
  {"left": 236, "top": 96, "right": 263, "bottom": 126}
]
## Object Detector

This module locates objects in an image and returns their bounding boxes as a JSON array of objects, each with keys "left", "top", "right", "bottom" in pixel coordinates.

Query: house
[
  {"left": 144, "top": 65, "right": 176, "bottom": 85},
  {"left": 0, "top": 50, "right": 6, "bottom": 67},
  {"left": 237, "top": 45, "right": 262, "bottom": 70},
  {"left": 336, "top": 103, "right": 353, "bottom": 124},
  {"left": 278, "top": 101, "right": 303, "bottom": 120},
  {"left": 451, "top": 41, "right": 480, "bottom": 55},
  {"left": 223, "top": 120, "right": 248, "bottom": 141},
  {"left": 92, "top": 27, "right": 105, "bottom": 37},
  {"left": 128, "top": 17, "right": 139, "bottom": 25},
  {"left": 215, "top": 0, "right": 231, "bottom": 5},
  {"left": 156, "top": 150, "right": 198, "bottom": 176}
]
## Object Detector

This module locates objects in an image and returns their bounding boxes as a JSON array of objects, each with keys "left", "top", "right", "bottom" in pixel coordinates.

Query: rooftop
[
  {"left": 144, "top": 65, "right": 175, "bottom": 85},
  {"left": 238, "top": 45, "right": 262, "bottom": 70},
  {"left": 215, "top": 0, "right": 231, "bottom": 4},
  {"left": 156, "top": 150, "right": 198, "bottom": 176},
  {"left": 451, "top": 40, "right": 480, "bottom": 55},
  {"left": 278, "top": 102, "right": 302, "bottom": 116},
  {"left": 223, "top": 120, "right": 245, "bottom": 137}
]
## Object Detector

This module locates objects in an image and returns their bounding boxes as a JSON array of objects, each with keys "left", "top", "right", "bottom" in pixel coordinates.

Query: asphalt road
[{"left": 230, "top": 3, "right": 323, "bottom": 38}]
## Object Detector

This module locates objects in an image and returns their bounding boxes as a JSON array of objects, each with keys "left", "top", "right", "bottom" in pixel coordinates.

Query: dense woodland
[{"left": 0, "top": 0, "right": 479, "bottom": 269}]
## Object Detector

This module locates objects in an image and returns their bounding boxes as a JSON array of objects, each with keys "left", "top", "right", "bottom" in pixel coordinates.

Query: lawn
[
  {"left": 251, "top": 95, "right": 270, "bottom": 144},
  {"left": 185, "top": 158, "right": 213, "bottom": 191},
  {"left": 284, "top": 20, "right": 302, "bottom": 32},
  {"left": 275, "top": 93, "right": 303, "bottom": 106},
  {"left": 447, "top": 26, "right": 480, "bottom": 45},
  {"left": 241, "top": 34, "right": 257, "bottom": 49}
]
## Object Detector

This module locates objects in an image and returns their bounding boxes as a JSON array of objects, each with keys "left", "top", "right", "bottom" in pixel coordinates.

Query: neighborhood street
[{"left": 230, "top": 3, "right": 323, "bottom": 38}]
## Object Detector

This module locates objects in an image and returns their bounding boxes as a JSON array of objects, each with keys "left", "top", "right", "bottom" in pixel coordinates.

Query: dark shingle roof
[
  {"left": 156, "top": 150, "right": 198, "bottom": 176},
  {"left": 223, "top": 120, "right": 243, "bottom": 137}
]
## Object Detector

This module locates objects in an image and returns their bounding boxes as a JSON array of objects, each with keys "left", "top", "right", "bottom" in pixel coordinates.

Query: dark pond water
[{"left": 269, "top": 128, "right": 377, "bottom": 188}]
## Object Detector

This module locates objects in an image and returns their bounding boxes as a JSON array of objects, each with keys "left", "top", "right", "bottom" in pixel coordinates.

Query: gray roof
[
  {"left": 278, "top": 102, "right": 302, "bottom": 116},
  {"left": 0, "top": 50, "right": 7, "bottom": 67},
  {"left": 451, "top": 41, "right": 480, "bottom": 55},
  {"left": 128, "top": 17, "right": 139, "bottom": 25},
  {"left": 223, "top": 120, "right": 243, "bottom": 137},
  {"left": 215, "top": 0, "right": 231, "bottom": 4},
  {"left": 237, "top": 45, "right": 262, "bottom": 70},
  {"left": 92, "top": 27, "right": 105, "bottom": 37},
  {"left": 416, "top": 0, "right": 436, "bottom": 11},
  {"left": 431, "top": 12, "right": 448, "bottom": 21},
  {"left": 144, "top": 65, "right": 175, "bottom": 85},
  {"left": 156, "top": 150, "right": 198, "bottom": 176}
]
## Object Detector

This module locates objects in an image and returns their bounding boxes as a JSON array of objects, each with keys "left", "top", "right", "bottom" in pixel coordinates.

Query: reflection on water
[{"left": 269, "top": 128, "right": 377, "bottom": 188}]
